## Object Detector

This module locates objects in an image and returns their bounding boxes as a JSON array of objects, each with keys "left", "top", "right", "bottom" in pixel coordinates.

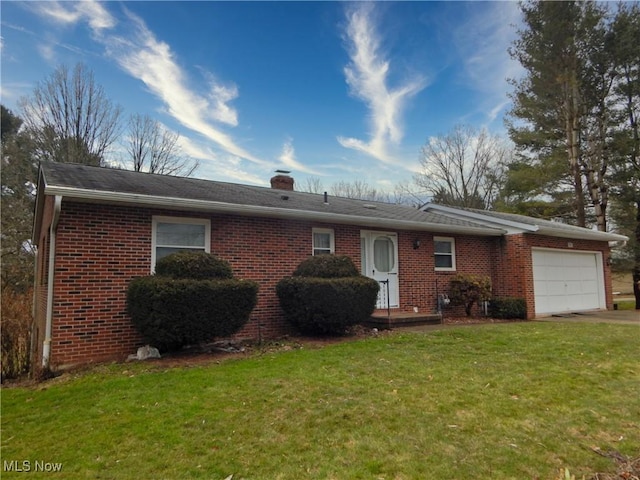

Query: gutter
[
  {"left": 42, "top": 195, "right": 62, "bottom": 368},
  {"left": 43, "top": 186, "right": 506, "bottom": 237},
  {"left": 423, "top": 203, "right": 539, "bottom": 232},
  {"left": 424, "top": 203, "right": 628, "bottom": 243},
  {"left": 535, "top": 226, "right": 628, "bottom": 243}
]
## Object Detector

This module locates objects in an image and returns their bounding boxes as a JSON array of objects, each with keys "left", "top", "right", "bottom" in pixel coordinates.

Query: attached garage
[{"left": 532, "top": 248, "right": 606, "bottom": 315}]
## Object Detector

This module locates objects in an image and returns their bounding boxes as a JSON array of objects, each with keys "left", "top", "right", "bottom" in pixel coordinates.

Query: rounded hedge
[
  {"left": 127, "top": 252, "right": 257, "bottom": 351},
  {"left": 277, "top": 255, "right": 379, "bottom": 335},
  {"left": 488, "top": 297, "right": 527, "bottom": 319},
  {"left": 155, "top": 251, "right": 233, "bottom": 280},
  {"left": 293, "top": 254, "right": 360, "bottom": 278},
  {"left": 127, "top": 277, "right": 258, "bottom": 351}
]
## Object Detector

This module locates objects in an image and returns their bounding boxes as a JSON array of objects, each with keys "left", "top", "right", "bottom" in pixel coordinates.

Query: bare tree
[
  {"left": 126, "top": 114, "right": 198, "bottom": 176},
  {"left": 299, "top": 176, "right": 325, "bottom": 194},
  {"left": 19, "top": 63, "right": 122, "bottom": 166},
  {"left": 414, "top": 125, "right": 510, "bottom": 209},
  {"left": 330, "top": 179, "right": 383, "bottom": 201}
]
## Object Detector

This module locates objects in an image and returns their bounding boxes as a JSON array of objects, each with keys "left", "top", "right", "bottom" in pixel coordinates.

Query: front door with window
[{"left": 361, "top": 231, "right": 399, "bottom": 309}]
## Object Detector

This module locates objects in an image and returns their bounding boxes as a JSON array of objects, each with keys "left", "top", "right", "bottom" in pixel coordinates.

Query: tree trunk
[
  {"left": 566, "top": 82, "right": 586, "bottom": 227},
  {"left": 585, "top": 167, "right": 608, "bottom": 232},
  {"left": 634, "top": 200, "right": 640, "bottom": 310}
]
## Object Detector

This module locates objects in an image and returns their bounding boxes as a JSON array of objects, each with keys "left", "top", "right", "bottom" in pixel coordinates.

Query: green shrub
[
  {"left": 448, "top": 274, "right": 492, "bottom": 317},
  {"left": 155, "top": 251, "right": 233, "bottom": 280},
  {"left": 489, "top": 297, "right": 527, "bottom": 319},
  {"left": 277, "top": 256, "right": 379, "bottom": 335},
  {"left": 127, "top": 276, "right": 258, "bottom": 351},
  {"left": 293, "top": 255, "right": 360, "bottom": 278},
  {"left": 127, "top": 252, "right": 257, "bottom": 351}
]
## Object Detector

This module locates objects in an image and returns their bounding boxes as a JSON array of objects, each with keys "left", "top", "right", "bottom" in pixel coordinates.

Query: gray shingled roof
[
  {"left": 423, "top": 204, "right": 628, "bottom": 242},
  {"left": 38, "top": 162, "right": 504, "bottom": 235}
]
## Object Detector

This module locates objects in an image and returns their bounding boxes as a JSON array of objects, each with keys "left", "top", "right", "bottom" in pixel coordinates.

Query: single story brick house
[{"left": 32, "top": 162, "right": 627, "bottom": 369}]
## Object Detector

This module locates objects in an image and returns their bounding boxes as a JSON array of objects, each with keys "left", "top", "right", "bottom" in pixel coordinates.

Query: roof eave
[
  {"left": 44, "top": 186, "right": 506, "bottom": 237},
  {"left": 534, "top": 226, "right": 629, "bottom": 243},
  {"left": 423, "top": 203, "right": 539, "bottom": 232}
]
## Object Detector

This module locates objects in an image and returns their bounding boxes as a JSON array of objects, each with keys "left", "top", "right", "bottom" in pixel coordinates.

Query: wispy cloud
[
  {"left": 176, "top": 136, "right": 267, "bottom": 185},
  {"left": 453, "top": 3, "right": 523, "bottom": 124},
  {"left": 31, "top": 1, "right": 115, "bottom": 31},
  {"left": 278, "top": 137, "right": 321, "bottom": 175},
  {"left": 337, "top": 3, "right": 426, "bottom": 165},
  {"left": 104, "top": 9, "right": 264, "bottom": 165},
  {"left": 30, "top": 0, "right": 264, "bottom": 167}
]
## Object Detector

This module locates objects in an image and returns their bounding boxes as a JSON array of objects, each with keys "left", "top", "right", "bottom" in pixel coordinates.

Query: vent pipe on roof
[
  {"left": 270, "top": 170, "right": 294, "bottom": 191},
  {"left": 324, "top": 192, "right": 328, "bottom": 204}
]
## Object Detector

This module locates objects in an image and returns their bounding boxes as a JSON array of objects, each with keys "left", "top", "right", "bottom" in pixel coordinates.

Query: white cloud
[
  {"left": 277, "top": 137, "right": 322, "bottom": 175},
  {"left": 37, "top": 43, "right": 56, "bottom": 62},
  {"left": 29, "top": 1, "right": 264, "bottom": 168},
  {"left": 453, "top": 3, "right": 523, "bottom": 124},
  {"left": 104, "top": 9, "right": 264, "bottom": 166},
  {"left": 338, "top": 3, "right": 426, "bottom": 166},
  {"left": 177, "top": 136, "right": 269, "bottom": 185},
  {"left": 31, "top": 0, "right": 115, "bottom": 32},
  {"left": 207, "top": 80, "right": 239, "bottom": 126},
  {"left": 196, "top": 154, "right": 268, "bottom": 186}
]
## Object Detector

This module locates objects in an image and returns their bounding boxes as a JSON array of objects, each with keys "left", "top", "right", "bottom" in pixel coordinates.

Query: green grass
[
  {"left": 614, "top": 300, "right": 636, "bottom": 310},
  {"left": 2, "top": 322, "right": 639, "bottom": 479}
]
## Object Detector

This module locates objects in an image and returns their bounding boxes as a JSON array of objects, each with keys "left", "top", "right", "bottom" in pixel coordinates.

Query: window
[
  {"left": 312, "top": 228, "right": 334, "bottom": 255},
  {"left": 152, "top": 216, "right": 210, "bottom": 271},
  {"left": 373, "top": 236, "right": 395, "bottom": 273},
  {"left": 434, "top": 237, "right": 456, "bottom": 271}
]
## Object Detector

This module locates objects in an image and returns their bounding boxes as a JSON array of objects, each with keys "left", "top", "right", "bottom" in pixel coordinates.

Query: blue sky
[{"left": 1, "top": 1, "right": 523, "bottom": 190}]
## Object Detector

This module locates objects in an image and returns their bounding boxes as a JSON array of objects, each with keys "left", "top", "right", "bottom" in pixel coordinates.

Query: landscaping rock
[{"left": 134, "top": 345, "right": 161, "bottom": 361}]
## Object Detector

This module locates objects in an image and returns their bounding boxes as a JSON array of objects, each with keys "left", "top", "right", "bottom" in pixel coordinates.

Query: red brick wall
[
  {"left": 493, "top": 234, "right": 612, "bottom": 318},
  {"left": 45, "top": 203, "right": 369, "bottom": 366},
  {"left": 49, "top": 202, "right": 151, "bottom": 367},
  {"left": 40, "top": 199, "right": 613, "bottom": 367},
  {"left": 396, "top": 232, "right": 496, "bottom": 317}
]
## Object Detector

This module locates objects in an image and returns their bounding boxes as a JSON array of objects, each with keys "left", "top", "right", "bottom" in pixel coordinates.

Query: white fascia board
[
  {"left": 45, "top": 186, "right": 506, "bottom": 236},
  {"left": 423, "top": 203, "right": 628, "bottom": 242},
  {"left": 423, "top": 204, "right": 538, "bottom": 233},
  {"left": 535, "top": 225, "right": 628, "bottom": 242}
]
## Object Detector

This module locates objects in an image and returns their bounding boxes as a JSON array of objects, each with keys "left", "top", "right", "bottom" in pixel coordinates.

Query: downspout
[{"left": 42, "top": 195, "right": 62, "bottom": 368}]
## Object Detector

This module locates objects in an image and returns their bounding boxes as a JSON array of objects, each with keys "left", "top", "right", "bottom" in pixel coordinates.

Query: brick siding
[{"left": 34, "top": 200, "right": 613, "bottom": 368}]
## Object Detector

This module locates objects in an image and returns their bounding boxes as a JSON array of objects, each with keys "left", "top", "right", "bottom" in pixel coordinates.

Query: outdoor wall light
[{"left": 413, "top": 239, "right": 421, "bottom": 250}]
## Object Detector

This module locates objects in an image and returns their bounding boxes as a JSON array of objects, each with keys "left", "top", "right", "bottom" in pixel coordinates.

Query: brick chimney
[{"left": 270, "top": 171, "right": 294, "bottom": 191}]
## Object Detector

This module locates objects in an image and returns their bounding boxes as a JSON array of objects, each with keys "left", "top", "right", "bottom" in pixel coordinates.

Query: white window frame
[
  {"left": 434, "top": 236, "right": 456, "bottom": 271},
  {"left": 151, "top": 216, "right": 211, "bottom": 272},
  {"left": 312, "top": 228, "right": 335, "bottom": 255}
]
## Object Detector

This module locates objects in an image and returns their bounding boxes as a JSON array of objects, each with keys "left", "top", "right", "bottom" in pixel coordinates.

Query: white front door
[{"left": 361, "top": 231, "right": 399, "bottom": 309}]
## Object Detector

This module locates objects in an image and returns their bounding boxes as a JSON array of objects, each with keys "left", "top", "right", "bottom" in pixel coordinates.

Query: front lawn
[{"left": 2, "top": 322, "right": 639, "bottom": 479}]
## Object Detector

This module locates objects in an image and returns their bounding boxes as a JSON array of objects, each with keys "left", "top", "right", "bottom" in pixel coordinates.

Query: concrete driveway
[{"left": 536, "top": 309, "right": 639, "bottom": 325}]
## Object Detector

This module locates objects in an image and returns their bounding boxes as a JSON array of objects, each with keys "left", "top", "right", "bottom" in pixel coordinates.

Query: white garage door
[{"left": 532, "top": 249, "right": 605, "bottom": 315}]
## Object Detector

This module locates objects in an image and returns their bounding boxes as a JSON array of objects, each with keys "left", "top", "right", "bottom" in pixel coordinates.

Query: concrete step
[{"left": 365, "top": 311, "right": 442, "bottom": 329}]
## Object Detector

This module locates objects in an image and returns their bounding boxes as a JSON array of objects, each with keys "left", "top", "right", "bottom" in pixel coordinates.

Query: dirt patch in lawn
[
  {"left": 3, "top": 317, "right": 518, "bottom": 385},
  {"left": 151, "top": 317, "right": 511, "bottom": 368},
  {"left": 587, "top": 448, "right": 640, "bottom": 480}
]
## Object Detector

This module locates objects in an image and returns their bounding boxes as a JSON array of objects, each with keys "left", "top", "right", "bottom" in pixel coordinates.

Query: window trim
[
  {"left": 312, "top": 228, "right": 335, "bottom": 255},
  {"left": 434, "top": 236, "right": 456, "bottom": 271},
  {"left": 151, "top": 216, "right": 211, "bottom": 273}
]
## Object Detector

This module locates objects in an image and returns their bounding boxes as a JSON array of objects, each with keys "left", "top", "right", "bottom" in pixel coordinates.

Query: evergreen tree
[
  {"left": 506, "top": 1, "right": 602, "bottom": 227},
  {"left": 1, "top": 106, "right": 38, "bottom": 292},
  {"left": 609, "top": 3, "right": 640, "bottom": 309}
]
